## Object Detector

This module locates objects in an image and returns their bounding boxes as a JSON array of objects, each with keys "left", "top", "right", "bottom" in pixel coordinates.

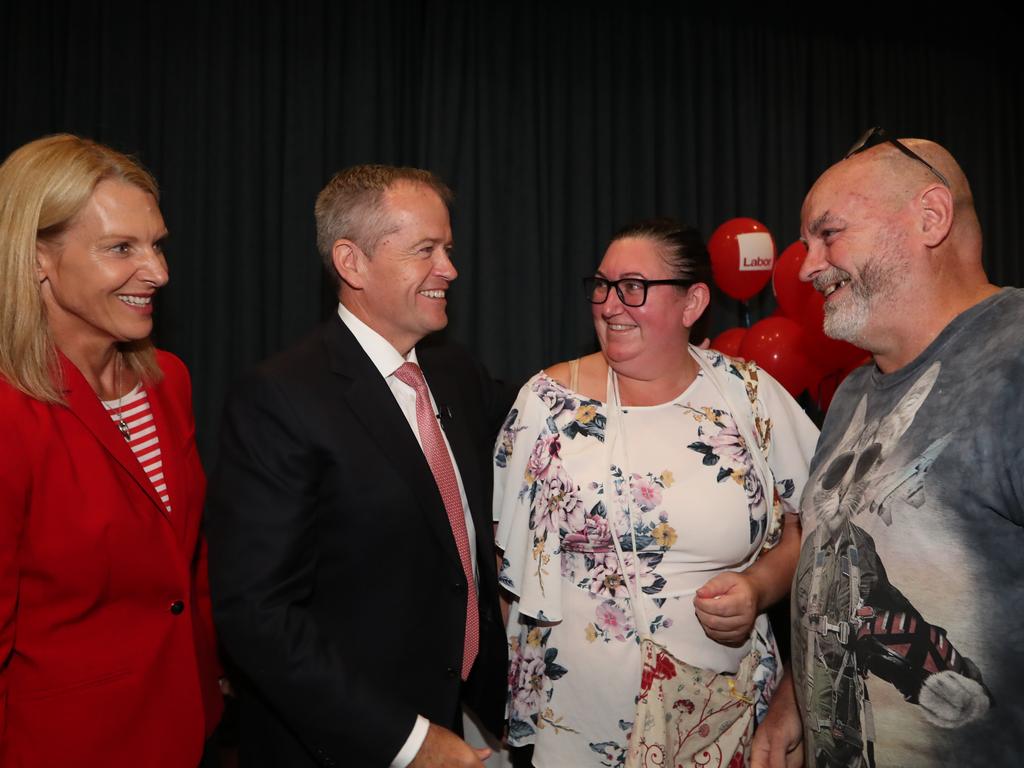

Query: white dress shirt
[{"left": 337, "top": 304, "right": 478, "bottom": 768}]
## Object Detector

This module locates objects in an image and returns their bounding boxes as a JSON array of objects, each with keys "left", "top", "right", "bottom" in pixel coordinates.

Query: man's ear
[
  {"left": 331, "top": 239, "right": 366, "bottom": 289},
  {"left": 682, "top": 282, "right": 711, "bottom": 328},
  {"left": 918, "top": 184, "right": 954, "bottom": 248}
]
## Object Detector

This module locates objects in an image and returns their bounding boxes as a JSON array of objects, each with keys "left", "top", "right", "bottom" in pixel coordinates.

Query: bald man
[{"left": 752, "top": 130, "right": 1024, "bottom": 768}]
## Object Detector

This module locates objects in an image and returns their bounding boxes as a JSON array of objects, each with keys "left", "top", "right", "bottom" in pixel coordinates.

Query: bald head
[
  {"left": 799, "top": 135, "right": 997, "bottom": 372},
  {"left": 807, "top": 138, "right": 981, "bottom": 253}
]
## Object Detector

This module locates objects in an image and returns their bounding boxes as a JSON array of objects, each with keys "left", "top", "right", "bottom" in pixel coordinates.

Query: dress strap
[{"left": 568, "top": 357, "right": 580, "bottom": 392}]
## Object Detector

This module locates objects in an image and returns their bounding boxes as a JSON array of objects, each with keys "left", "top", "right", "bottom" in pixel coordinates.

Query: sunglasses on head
[{"left": 845, "top": 126, "right": 950, "bottom": 187}]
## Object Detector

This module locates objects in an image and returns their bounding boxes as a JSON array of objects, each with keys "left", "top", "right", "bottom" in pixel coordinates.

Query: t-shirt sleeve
[{"left": 1006, "top": 413, "right": 1024, "bottom": 526}]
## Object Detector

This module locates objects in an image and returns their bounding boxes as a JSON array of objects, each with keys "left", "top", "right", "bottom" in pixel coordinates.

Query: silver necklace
[{"left": 113, "top": 355, "right": 131, "bottom": 442}]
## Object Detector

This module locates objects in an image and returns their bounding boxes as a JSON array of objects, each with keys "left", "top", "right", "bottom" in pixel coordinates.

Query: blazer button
[
  {"left": 169, "top": 600, "right": 185, "bottom": 615},
  {"left": 452, "top": 581, "right": 463, "bottom": 592},
  {"left": 446, "top": 667, "right": 458, "bottom": 678}
]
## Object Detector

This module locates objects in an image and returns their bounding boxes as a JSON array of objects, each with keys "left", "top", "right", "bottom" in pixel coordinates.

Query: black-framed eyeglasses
[
  {"left": 582, "top": 276, "right": 690, "bottom": 307},
  {"left": 845, "top": 126, "right": 950, "bottom": 187}
]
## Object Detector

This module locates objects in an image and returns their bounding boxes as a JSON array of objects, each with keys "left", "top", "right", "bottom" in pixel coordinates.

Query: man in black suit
[{"left": 207, "top": 165, "right": 508, "bottom": 767}]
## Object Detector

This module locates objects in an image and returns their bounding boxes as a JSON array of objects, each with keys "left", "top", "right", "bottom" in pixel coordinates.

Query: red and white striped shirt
[{"left": 102, "top": 386, "right": 172, "bottom": 513}]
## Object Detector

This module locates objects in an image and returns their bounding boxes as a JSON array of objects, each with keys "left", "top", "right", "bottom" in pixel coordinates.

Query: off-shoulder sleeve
[
  {"left": 756, "top": 368, "right": 820, "bottom": 520},
  {"left": 700, "top": 349, "right": 819, "bottom": 550},
  {"left": 493, "top": 373, "right": 567, "bottom": 623}
]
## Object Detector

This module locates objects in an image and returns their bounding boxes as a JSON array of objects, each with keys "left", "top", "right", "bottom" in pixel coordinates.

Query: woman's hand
[
  {"left": 695, "top": 511, "right": 802, "bottom": 645},
  {"left": 693, "top": 571, "right": 759, "bottom": 646}
]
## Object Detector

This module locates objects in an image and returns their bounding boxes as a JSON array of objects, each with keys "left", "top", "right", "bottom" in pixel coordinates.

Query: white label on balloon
[{"left": 736, "top": 232, "right": 774, "bottom": 271}]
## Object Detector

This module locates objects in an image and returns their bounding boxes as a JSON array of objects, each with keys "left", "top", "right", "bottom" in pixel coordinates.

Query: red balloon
[
  {"left": 793, "top": 287, "right": 869, "bottom": 373},
  {"left": 708, "top": 217, "right": 776, "bottom": 301},
  {"left": 810, "top": 368, "right": 843, "bottom": 412},
  {"left": 799, "top": 289, "right": 826, "bottom": 331},
  {"left": 810, "top": 354, "right": 872, "bottom": 412},
  {"left": 710, "top": 327, "right": 747, "bottom": 357},
  {"left": 802, "top": 314, "right": 869, "bottom": 373},
  {"left": 738, "top": 316, "right": 815, "bottom": 397},
  {"left": 772, "top": 241, "right": 818, "bottom": 321}
]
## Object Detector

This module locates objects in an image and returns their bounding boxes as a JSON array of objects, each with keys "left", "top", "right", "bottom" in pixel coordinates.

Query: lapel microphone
[{"left": 436, "top": 404, "right": 453, "bottom": 426}]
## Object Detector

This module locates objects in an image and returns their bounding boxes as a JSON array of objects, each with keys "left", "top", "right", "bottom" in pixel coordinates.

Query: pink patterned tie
[{"left": 393, "top": 362, "right": 479, "bottom": 680}]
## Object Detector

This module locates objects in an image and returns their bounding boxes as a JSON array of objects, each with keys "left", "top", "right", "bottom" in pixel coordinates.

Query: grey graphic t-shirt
[{"left": 792, "top": 288, "right": 1024, "bottom": 767}]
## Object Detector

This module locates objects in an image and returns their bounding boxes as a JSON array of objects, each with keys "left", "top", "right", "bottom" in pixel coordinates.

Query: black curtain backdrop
[{"left": 3, "top": 3, "right": 1021, "bottom": 462}]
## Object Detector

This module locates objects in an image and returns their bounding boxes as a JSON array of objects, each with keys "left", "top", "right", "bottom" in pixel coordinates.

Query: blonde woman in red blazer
[{"left": 0, "top": 135, "right": 223, "bottom": 767}]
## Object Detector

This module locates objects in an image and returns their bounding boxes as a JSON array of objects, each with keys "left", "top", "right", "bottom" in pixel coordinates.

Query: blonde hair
[{"left": 0, "top": 134, "right": 163, "bottom": 402}]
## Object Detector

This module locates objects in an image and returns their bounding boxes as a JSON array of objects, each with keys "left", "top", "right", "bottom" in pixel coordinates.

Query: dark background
[{"left": 4, "top": 2, "right": 1021, "bottom": 461}]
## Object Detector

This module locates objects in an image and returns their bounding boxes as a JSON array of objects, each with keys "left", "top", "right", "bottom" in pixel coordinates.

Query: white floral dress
[{"left": 494, "top": 350, "right": 818, "bottom": 767}]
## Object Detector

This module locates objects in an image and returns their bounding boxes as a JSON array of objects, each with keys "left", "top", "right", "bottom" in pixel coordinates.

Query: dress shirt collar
[{"left": 337, "top": 303, "right": 419, "bottom": 378}]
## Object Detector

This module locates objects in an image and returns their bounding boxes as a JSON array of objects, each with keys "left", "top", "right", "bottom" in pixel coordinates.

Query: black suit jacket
[{"left": 207, "top": 317, "right": 509, "bottom": 767}]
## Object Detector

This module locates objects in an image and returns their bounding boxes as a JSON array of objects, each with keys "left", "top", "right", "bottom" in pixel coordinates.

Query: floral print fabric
[{"left": 494, "top": 351, "right": 819, "bottom": 767}]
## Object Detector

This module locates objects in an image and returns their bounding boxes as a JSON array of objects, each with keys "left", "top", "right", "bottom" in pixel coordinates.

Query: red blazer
[{"left": 0, "top": 350, "right": 222, "bottom": 768}]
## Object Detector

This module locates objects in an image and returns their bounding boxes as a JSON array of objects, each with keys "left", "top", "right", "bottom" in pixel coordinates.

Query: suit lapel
[
  {"left": 323, "top": 319, "right": 464, "bottom": 571},
  {"left": 61, "top": 355, "right": 171, "bottom": 519}
]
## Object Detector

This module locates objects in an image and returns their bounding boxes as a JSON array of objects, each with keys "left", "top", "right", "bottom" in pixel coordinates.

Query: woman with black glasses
[{"left": 493, "top": 218, "right": 818, "bottom": 767}]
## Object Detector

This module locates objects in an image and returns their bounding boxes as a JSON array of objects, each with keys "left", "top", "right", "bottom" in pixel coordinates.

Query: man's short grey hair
[{"left": 314, "top": 164, "right": 452, "bottom": 284}]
